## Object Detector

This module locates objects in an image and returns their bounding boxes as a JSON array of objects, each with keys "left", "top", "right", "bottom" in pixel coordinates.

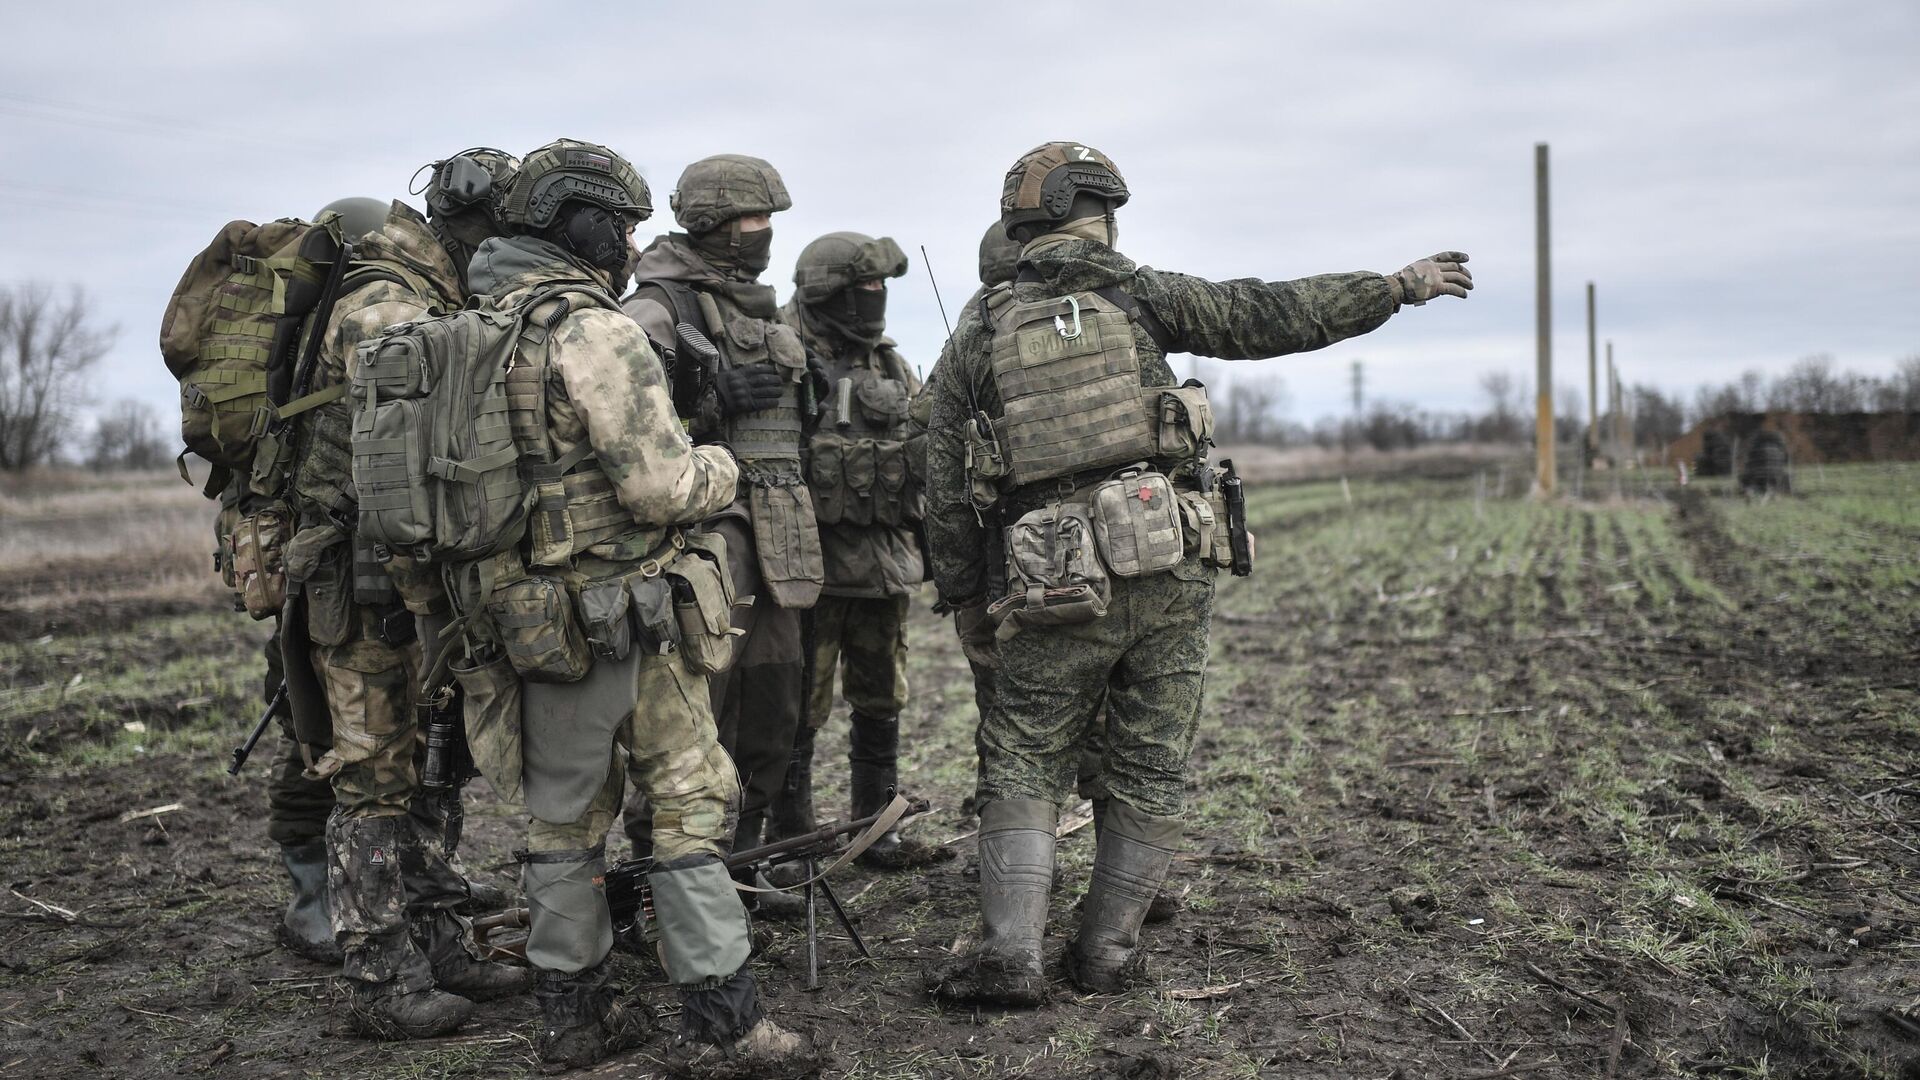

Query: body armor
[{"left": 807, "top": 341, "right": 918, "bottom": 527}]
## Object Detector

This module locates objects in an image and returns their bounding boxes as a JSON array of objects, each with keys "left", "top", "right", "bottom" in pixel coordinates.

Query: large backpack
[
  {"left": 159, "top": 214, "right": 355, "bottom": 482},
  {"left": 349, "top": 283, "right": 618, "bottom": 565}
]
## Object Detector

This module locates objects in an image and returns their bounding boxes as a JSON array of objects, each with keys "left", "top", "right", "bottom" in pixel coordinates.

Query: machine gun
[{"left": 472, "top": 794, "right": 927, "bottom": 990}]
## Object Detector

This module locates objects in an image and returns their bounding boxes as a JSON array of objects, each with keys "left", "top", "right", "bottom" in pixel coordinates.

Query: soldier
[
  {"left": 282, "top": 165, "right": 533, "bottom": 1038},
  {"left": 768, "top": 232, "right": 945, "bottom": 867},
  {"left": 623, "top": 156, "right": 821, "bottom": 906},
  {"left": 925, "top": 142, "right": 1471, "bottom": 1004},
  {"left": 461, "top": 139, "right": 810, "bottom": 1072}
]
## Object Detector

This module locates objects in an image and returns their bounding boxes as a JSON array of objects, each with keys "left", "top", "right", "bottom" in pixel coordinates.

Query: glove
[
  {"left": 714, "top": 364, "right": 785, "bottom": 415},
  {"left": 1389, "top": 251, "right": 1473, "bottom": 306}
]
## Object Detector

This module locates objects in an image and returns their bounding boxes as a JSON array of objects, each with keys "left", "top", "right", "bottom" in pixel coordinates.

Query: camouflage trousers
[
  {"left": 979, "top": 557, "right": 1215, "bottom": 820},
  {"left": 806, "top": 593, "right": 911, "bottom": 728},
  {"left": 262, "top": 621, "right": 335, "bottom": 847},
  {"left": 307, "top": 603, "right": 423, "bottom": 819}
]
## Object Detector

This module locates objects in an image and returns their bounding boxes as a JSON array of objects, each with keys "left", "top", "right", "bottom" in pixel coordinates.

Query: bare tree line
[{"left": 1, "top": 281, "right": 166, "bottom": 471}]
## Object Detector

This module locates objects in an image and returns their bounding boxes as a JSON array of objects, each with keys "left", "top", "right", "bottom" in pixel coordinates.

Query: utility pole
[
  {"left": 1350, "top": 360, "right": 1364, "bottom": 418},
  {"left": 1534, "top": 142, "right": 1555, "bottom": 495},
  {"left": 1586, "top": 282, "right": 1598, "bottom": 461},
  {"left": 1613, "top": 343, "right": 1629, "bottom": 460}
]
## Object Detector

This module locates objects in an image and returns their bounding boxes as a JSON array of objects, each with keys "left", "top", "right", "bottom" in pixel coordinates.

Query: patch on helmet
[{"left": 565, "top": 150, "right": 613, "bottom": 170}]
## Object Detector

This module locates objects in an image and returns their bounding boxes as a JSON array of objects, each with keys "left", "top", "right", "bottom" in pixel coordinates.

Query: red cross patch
[{"left": 1138, "top": 485, "right": 1153, "bottom": 503}]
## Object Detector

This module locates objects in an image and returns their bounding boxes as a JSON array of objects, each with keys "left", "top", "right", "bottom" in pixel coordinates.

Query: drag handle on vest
[
  {"left": 1221, "top": 458, "right": 1252, "bottom": 577},
  {"left": 226, "top": 682, "right": 287, "bottom": 776}
]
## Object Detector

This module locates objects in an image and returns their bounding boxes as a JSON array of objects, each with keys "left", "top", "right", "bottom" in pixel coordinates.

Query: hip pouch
[
  {"left": 807, "top": 433, "right": 849, "bottom": 526},
  {"left": 228, "top": 502, "right": 292, "bottom": 621},
  {"left": 667, "top": 537, "right": 742, "bottom": 676},
  {"left": 749, "top": 481, "right": 825, "bottom": 609},
  {"left": 1088, "top": 470, "right": 1185, "bottom": 579},
  {"left": 486, "top": 573, "right": 592, "bottom": 683},
  {"left": 988, "top": 500, "right": 1110, "bottom": 640}
]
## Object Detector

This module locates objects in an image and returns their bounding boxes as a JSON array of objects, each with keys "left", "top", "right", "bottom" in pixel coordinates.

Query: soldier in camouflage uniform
[
  {"left": 769, "top": 232, "right": 946, "bottom": 868},
  {"left": 462, "top": 139, "right": 811, "bottom": 1073},
  {"left": 926, "top": 142, "right": 1471, "bottom": 1004},
  {"left": 622, "top": 156, "right": 821, "bottom": 908},
  {"left": 281, "top": 161, "right": 533, "bottom": 1038}
]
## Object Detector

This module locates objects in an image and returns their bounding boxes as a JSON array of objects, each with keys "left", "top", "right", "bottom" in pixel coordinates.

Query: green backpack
[
  {"left": 349, "top": 283, "right": 617, "bottom": 565},
  {"left": 159, "top": 214, "right": 356, "bottom": 483}
]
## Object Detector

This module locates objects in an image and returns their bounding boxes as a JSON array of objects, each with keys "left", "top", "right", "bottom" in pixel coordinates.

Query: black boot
[
  {"left": 277, "top": 839, "right": 341, "bottom": 964},
  {"left": 850, "top": 713, "right": 951, "bottom": 869},
  {"left": 413, "top": 909, "right": 535, "bottom": 1001},
  {"left": 533, "top": 961, "right": 650, "bottom": 1073},
  {"left": 767, "top": 725, "right": 817, "bottom": 843}
]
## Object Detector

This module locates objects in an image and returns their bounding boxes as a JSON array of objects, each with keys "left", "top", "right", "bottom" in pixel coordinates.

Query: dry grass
[{"left": 0, "top": 467, "right": 225, "bottom": 615}]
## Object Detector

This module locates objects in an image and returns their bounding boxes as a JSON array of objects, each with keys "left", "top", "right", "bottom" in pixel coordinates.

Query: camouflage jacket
[
  {"left": 467, "top": 235, "right": 738, "bottom": 547},
  {"left": 924, "top": 234, "right": 1397, "bottom": 603},
  {"left": 782, "top": 298, "right": 924, "bottom": 597}
]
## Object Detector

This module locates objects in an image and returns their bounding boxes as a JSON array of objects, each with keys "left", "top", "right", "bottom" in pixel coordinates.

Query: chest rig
[
  {"left": 638, "top": 279, "right": 807, "bottom": 479},
  {"left": 808, "top": 341, "right": 919, "bottom": 527}
]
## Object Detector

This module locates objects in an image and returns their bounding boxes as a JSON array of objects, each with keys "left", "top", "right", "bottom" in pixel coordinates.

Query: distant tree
[
  {"left": 1629, "top": 384, "right": 1686, "bottom": 446},
  {"left": 1871, "top": 355, "right": 1920, "bottom": 411},
  {"left": 1478, "top": 371, "right": 1518, "bottom": 442},
  {"left": 1766, "top": 354, "right": 1864, "bottom": 413},
  {"left": 1219, "top": 375, "right": 1288, "bottom": 444},
  {"left": 87, "top": 398, "right": 168, "bottom": 471},
  {"left": 0, "top": 283, "right": 116, "bottom": 469}
]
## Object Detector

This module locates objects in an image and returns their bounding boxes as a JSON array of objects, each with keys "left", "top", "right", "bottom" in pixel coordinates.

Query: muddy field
[{"left": 3, "top": 461, "right": 1920, "bottom": 1079}]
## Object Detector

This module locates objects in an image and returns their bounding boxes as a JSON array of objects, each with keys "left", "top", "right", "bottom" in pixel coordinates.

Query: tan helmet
[
  {"left": 999, "top": 141, "right": 1129, "bottom": 237},
  {"left": 977, "top": 221, "right": 1021, "bottom": 287},
  {"left": 314, "top": 197, "right": 388, "bottom": 242},
  {"left": 499, "top": 139, "right": 651, "bottom": 231},
  {"left": 669, "top": 154, "right": 792, "bottom": 233},
  {"left": 792, "top": 231, "right": 908, "bottom": 305}
]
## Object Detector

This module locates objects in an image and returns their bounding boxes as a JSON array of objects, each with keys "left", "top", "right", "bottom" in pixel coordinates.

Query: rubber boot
[
  {"left": 1091, "top": 798, "right": 1183, "bottom": 924},
  {"left": 533, "top": 961, "right": 651, "bottom": 1073},
  {"left": 278, "top": 839, "right": 342, "bottom": 964},
  {"left": 331, "top": 814, "right": 473, "bottom": 1040},
  {"left": 766, "top": 725, "right": 817, "bottom": 843},
  {"left": 413, "top": 909, "right": 535, "bottom": 1001},
  {"left": 850, "top": 713, "right": 951, "bottom": 869},
  {"left": 455, "top": 874, "right": 516, "bottom": 916},
  {"left": 1068, "top": 801, "right": 1181, "bottom": 994},
  {"left": 737, "top": 864, "right": 808, "bottom": 922},
  {"left": 930, "top": 799, "right": 1056, "bottom": 1006}
]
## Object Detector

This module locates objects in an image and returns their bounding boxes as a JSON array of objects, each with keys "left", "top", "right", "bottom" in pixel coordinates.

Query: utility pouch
[
  {"left": 748, "top": 482, "right": 824, "bottom": 609},
  {"left": 843, "top": 438, "right": 877, "bottom": 527},
  {"left": 486, "top": 574, "right": 593, "bottom": 682},
  {"left": 1157, "top": 382, "right": 1216, "bottom": 459},
  {"left": 807, "top": 433, "right": 848, "bottom": 526},
  {"left": 451, "top": 649, "right": 523, "bottom": 803},
  {"left": 300, "top": 541, "right": 355, "bottom": 647},
  {"left": 873, "top": 439, "right": 910, "bottom": 526},
  {"left": 667, "top": 542, "right": 739, "bottom": 676},
  {"left": 988, "top": 501, "right": 1110, "bottom": 640},
  {"left": 375, "top": 605, "right": 417, "bottom": 648},
  {"left": 627, "top": 575, "right": 680, "bottom": 656},
  {"left": 855, "top": 377, "right": 910, "bottom": 428},
  {"left": 1177, "top": 490, "right": 1217, "bottom": 559},
  {"left": 578, "top": 579, "right": 633, "bottom": 662},
  {"left": 965, "top": 415, "right": 1007, "bottom": 510},
  {"left": 228, "top": 502, "right": 292, "bottom": 621},
  {"left": 1089, "top": 470, "right": 1185, "bottom": 579}
]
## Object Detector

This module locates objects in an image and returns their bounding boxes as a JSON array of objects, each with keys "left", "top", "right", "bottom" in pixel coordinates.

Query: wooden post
[
  {"left": 1534, "top": 143, "right": 1555, "bottom": 495},
  {"left": 1586, "top": 282, "right": 1598, "bottom": 460}
]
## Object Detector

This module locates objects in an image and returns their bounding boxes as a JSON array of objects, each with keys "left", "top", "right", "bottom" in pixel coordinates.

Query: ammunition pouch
[
  {"left": 228, "top": 502, "right": 293, "bottom": 621},
  {"left": 668, "top": 531, "right": 740, "bottom": 676},
  {"left": 808, "top": 433, "right": 920, "bottom": 528}
]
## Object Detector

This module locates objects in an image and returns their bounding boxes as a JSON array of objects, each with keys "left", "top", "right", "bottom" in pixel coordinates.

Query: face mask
[
  {"left": 690, "top": 223, "right": 774, "bottom": 278},
  {"left": 1057, "top": 212, "right": 1117, "bottom": 248}
]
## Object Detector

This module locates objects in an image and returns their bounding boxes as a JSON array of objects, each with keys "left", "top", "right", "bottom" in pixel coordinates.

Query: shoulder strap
[{"left": 1008, "top": 266, "right": 1172, "bottom": 352}]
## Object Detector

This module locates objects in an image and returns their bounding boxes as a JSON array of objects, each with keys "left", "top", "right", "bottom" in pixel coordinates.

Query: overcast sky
[{"left": 3, "top": 1, "right": 1916, "bottom": 433}]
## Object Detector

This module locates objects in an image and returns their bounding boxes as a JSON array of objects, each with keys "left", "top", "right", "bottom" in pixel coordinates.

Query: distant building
[{"left": 1667, "top": 411, "right": 1920, "bottom": 469}]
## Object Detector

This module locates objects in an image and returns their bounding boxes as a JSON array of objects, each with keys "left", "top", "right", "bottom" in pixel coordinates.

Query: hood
[
  {"left": 630, "top": 233, "right": 728, "bottom": 287},
  {"left": 360, "top": 201, "right": 464, "bottom": 303},
  {"left": 779, "top": 296, "right": 896, "bottom": 359},
  {"left": 466, "top": 235, "right": 611, "bottom": 302},
  {"left": 1017, "top": 233, "right": 1137, "bottom": 294}
]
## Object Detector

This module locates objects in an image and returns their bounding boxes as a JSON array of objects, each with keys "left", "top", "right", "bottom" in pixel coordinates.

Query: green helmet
[
  {"left": 315, "top": 197, "right": 388, "bottom": 242},
  {"left": 499, "top": 139, "right": 651, "bottom": 231},
  {"left": 792, "top": 231, "right": 908, "bottom": 305},
  {"left": 669, "top": 154, "right": 792, "bottom": 233},
  {"left": 977, "top": 221, "right": 1021, "bottom": 287},
  {"left": 419, "top": 146, "right": 519, "bottom": 226},
  {"left": 999, "top": 141, "right": 1129, "bottom": 237}
]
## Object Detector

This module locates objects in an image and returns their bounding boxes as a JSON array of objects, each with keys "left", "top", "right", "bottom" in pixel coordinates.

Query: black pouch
[
  {"left": 578, "top": 579, "right": 632, "bottom": 662},
  {"left": 628, "top": 576, "right": 681, "bottom": 655}
]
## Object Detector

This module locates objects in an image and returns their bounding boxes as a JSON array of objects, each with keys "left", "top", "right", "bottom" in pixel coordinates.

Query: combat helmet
[
  {"left": 999, "top": 141, "right": 1129, "bottom": 237},
  {"left": 416, "top": 147, "right": 520, "bottom": 230},
  {"left": 499, "top": 138, "right": 651, "bottom": 232},
  {"left": 314, "top": 197, "right": 388, "bottom": 243},
  {"left": 670, "top": 154, "right": 792, "bottom": 233},
  {"left": 977, "top": 221, "right": 1021, "bottom": 287},
  {"left": 793, "top": 231, "right": 908, "bottom": 305}
]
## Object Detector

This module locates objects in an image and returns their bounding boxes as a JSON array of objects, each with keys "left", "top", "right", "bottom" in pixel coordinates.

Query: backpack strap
[{"left": 270, "top": 266, "right": 416, "bottom": 423}]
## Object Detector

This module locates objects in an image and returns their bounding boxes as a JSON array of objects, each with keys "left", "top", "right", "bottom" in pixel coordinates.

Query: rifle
[
  {"left": 473, "top": 794, "right": 927, "bottom": 990},
  {"left": 226, "top": 682, "right": 287, "bottom": 776},
  {"left": 1219, "top": 457, "right": 1253, "bottom": 577},
  {"left": 417, "top": 681, "right": 475, "bottom": 854}
]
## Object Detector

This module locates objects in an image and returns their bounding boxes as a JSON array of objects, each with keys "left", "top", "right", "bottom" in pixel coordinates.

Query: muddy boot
[
  {"left": 278, "top": 839, "right": 342, "bottom": 964},
  {"left": 533, "top": 961, "right": 650, "bottom": 1073},
  {"left": 930, "top": 799, "right": 1056, "bottom": 1007},
  {"left": 331, "top": 814, "right": 474, "bottom": 1039},
  {"left": 1068, "top": 802, "right": 1180, "bottom": 994},
  {"left": 766, "top": 726, "right": 817, "bottom": 843},
  {"left": 669, "top": 965, "right": 819, "bottom": 1078},
  {"left": 849, "top": 714, "right": 952, "bottom": 870},
  {"left": 737, "top": 866, "right": 808, "bottom": 923},
  {"left": 414, "top": 909, "right": 534, "bottom": 1001},
  {"left": 1091, "top": 798, "right": 1183, "bottom": 925},
  {"left": 454, "top": 873, "right": 516, "bottom": 916}
]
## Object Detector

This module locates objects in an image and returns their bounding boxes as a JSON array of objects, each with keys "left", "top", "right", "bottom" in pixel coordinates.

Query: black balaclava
[
  {"left": 812, "top": 284, "right": 887, "bottom": 348},
  {"left": 689, "top": 218, "right": 774, "bottom": 279}
]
